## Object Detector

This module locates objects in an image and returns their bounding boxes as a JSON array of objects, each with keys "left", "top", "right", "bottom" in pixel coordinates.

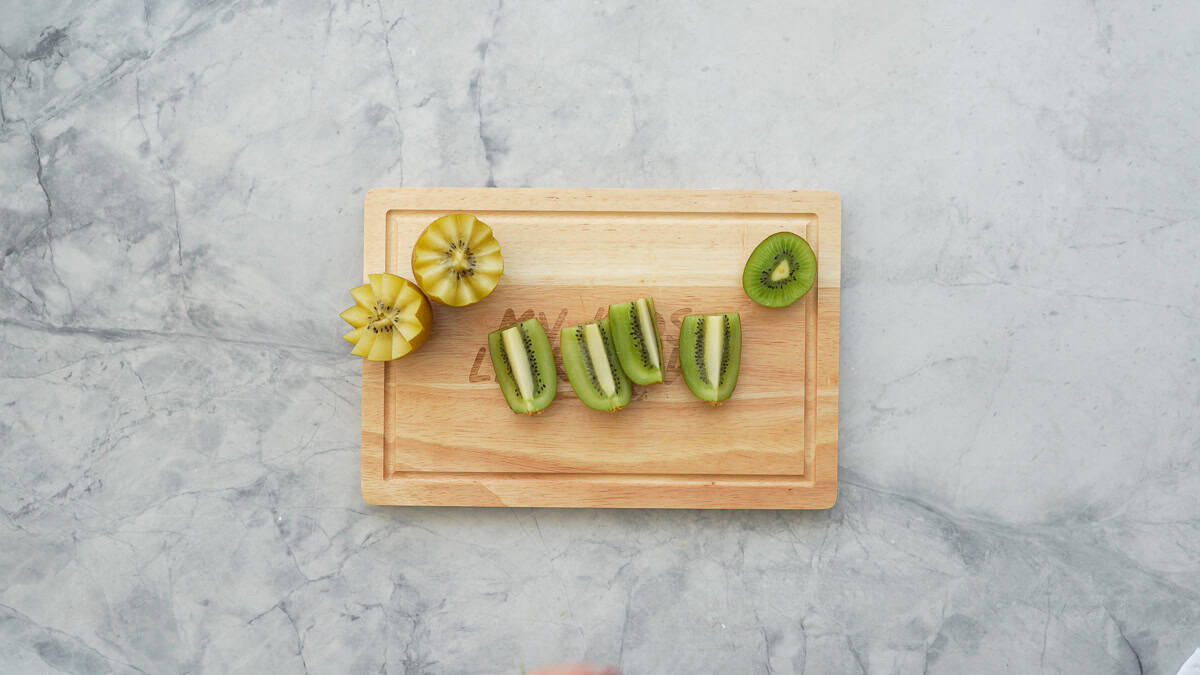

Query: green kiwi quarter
[
  {"left": 560, "top": 318, "right": 632, "bottom": 411},
  {"left": 487, "top": 318, "right": 556, "bottom": 414},
  {"left": 678, "top": 313, "right": 741, "bottom": 404},
  {"left": 742, "top": 232, "right": 817, "bottom": 307},
  {"left": 607, "top": 297, "right": 664, "bottom": 385}
]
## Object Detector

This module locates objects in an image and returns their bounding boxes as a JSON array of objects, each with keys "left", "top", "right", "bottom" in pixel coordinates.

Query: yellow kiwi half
[
  {"left": 411, "top": 213, "right": 503, "bottom": 307},
  {"left": 339, "top": 273, "right": 432, "bottom": 361}
]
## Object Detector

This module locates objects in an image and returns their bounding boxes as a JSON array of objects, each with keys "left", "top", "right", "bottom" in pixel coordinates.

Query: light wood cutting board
[{"left": 360, "top": 188, "right": 839, "bottom": 508}]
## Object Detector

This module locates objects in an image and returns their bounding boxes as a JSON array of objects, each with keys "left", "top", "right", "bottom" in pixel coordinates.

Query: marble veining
[{"left": 2, "top": 0, "right": 1198, "bottom": 672}]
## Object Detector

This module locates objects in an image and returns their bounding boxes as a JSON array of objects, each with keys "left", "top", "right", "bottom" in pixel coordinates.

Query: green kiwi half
[
  {"left": 560, "top": 318, "right": 632, "bottom": 412},
  {"left": 488, "top": 318, "right": 556, "bottom": 414},
  {"left": 678, "top": 313, "right": 741, "bottom": 404},
  {"left": 607, "top": 297, "right": 664, "bottom": 385},
  {"left": 742, "top": 232, "right": 817, "bottom": 307}
]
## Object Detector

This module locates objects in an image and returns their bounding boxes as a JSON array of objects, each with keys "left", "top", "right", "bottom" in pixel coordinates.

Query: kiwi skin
[
  {"left": 742, "top": 232, "right": 817, "bottom": 308},
  {"left": 677, "top": 312, "right": 742, "bottom": 405}
]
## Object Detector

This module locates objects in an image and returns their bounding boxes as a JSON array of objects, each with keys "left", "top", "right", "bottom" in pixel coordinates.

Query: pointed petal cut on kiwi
[
  {"left": 340, "top": 305, "right": 371, "bottom": 328},
  {"left": 488, "top": 318, "right": 556, "bottom": 414},
  {"left": 561, "top": 318, "right": 632, "bottom": 412},
  {"left": 366, "top": 331, "right": 393, "bottom": 361},
  {"left": 350, "top": 329, "right": 378, "bottom": 357},
  {"left": 742, "top": 232, "right": 817, "bottom": 308},
  {"left": 411, "top": 213, "right": 504, "bottom": 306},
  {"left": 350, "top": 283, "right": 377, "bottom": 311},
  {"left": 390, "top": 331, "right": 412, "bottom": 359},
  {"left": 678, "top": 312, "right": 741, "bottom": 404},
  {"left": 379, "top": 274, "right": 404, "bottom": 307},
  {"left": 393, "top": 317, "right": 423, "bottom": 341},
  {"left": 455, "top": 281, "right": 482, "bottom": 307},
  {"left": 368, "top": 273, "right": 385, "bottom": 302},
  {"left": 608, "top": 296, "right": 665, "bottom": 385},
  {"left": 341, "top": 274, "right": 432, "bottom": 361}
]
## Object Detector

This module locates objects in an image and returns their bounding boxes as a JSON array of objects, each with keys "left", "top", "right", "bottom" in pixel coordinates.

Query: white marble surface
[{"left": 2, "top": 0, "right": 1198, "bottom": 673}]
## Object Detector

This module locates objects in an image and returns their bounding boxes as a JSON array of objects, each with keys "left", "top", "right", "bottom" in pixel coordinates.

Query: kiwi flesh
[
  {"left": 560, "top": 318, "right": 632, "bottom": 411},
  {"left": 678, "top": 313, "right": 741, "bottom": 404},
  {"left": 608, "top": 297, "right": 664, "bottom": 385},
  {"left": 488, "top": 318, "right": 556, "bottom": 415},
  {"left": 742, "top": 232, "right": 816, "bottom": 307}
]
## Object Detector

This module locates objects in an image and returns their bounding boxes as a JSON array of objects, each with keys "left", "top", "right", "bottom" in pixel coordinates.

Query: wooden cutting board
[{"left": 360, "top": 188, "right": 839, "bottom": 508}]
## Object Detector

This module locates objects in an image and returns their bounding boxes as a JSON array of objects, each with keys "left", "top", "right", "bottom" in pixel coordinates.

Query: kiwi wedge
[
  {"left": 487, "top": 318, "right": 556, "bottom": 415},
  {"left": 742, "top": 232, "right": 816, "bottom": 307},
  {"left": 560, "top": 318, "right": 632, "bottom": 412},
  {"left": 608, "top": 297, "right": 665, "bottom": 385},
  {"left": 678, "top": 313, "right": 741, "bottom": 404},
  {"left": 412, "top": 213, "right": 504, "bottom": 307},
  {"left": 339, "top": 273, "right": 432, "bottom": 361}
]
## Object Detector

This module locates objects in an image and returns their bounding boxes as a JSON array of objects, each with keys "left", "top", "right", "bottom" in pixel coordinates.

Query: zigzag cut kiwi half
[
  {"left": 560, "top": 317, "right": 632, "bottom": 412},
  {"left": 607, "top": 297, "right": 665, "bottom": 385},
  {"left": 412, "top": 213, "right": 504, "bottom": 307},
  {"left": 678, "top": 312, "right": 741, "bottom": 405},
  {"left": 339, "top": 273, "right": 432, "bottom": 361},
  {"left": 488, "top": 317, "right": 556, "bottom": 415}
]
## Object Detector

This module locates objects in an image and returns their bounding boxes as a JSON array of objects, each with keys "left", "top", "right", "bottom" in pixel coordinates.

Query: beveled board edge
[{"left": 360, "top": 188, "right": 840, "bottom": 509}]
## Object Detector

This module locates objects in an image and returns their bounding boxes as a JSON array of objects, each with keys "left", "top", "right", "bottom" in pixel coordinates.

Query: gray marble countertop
[{"left": 2, "top": 1, "right": 1198, "bottom": 673}]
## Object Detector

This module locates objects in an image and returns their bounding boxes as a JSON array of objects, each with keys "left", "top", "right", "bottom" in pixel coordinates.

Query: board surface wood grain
[{"left": 360, "top": 188, "right": 840, "bottom": 508}]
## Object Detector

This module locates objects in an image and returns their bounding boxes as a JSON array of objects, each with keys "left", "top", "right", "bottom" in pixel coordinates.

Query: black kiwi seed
[
  {"left": 445, "top": 240, "right": 479, "bottom": 280},
  {"left": 627, "top": 304, "right": 650, "bottom": 367},
  {"left": 601, "top": 324, "right": 622, "bottom": 386},
  {"left": 693, "top": 320, "right": 708, "bottom": 386},
  {"left": 576, "top": 328, "right": 600, "bottom": 391},
  {"left": 758, "top": 251, "right": 799, "bottom": 289},
  {"left": 720, "top": 315, "right": 731, "bottom": 376},
  {"left": 521, "top": 326, "right": 546, "bottom": 395},
  {"left": 497, "top": 337, "right": 516, "bottom": 383}
]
